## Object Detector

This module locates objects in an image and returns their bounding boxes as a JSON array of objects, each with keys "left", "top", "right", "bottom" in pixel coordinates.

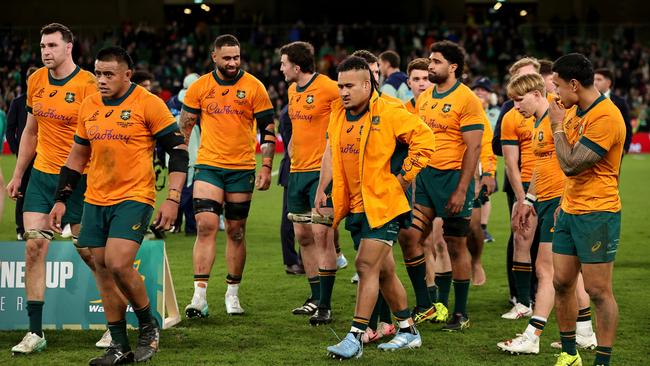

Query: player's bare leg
[
  {"left": 223, "top": 191, "right": 253, "bottom": 315},
  {"left": 468, "top": 206, "right": 486, "bottom": 286},
  {"left": 292, "top": 222, "right": 320, "bottom": 315}
]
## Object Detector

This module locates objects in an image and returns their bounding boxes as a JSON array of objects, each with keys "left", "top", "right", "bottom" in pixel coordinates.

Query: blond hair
[
  {"left": 509, "top": 57, "right": 540, "bottom": 76},
  {"left": 507, "top": 73, "right": 546, "bottom": 99}
]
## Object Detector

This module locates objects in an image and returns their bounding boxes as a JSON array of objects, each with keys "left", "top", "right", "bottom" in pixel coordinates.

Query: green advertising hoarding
[{"left": 0, "top": 240, "right": 178, "bottom": 330}]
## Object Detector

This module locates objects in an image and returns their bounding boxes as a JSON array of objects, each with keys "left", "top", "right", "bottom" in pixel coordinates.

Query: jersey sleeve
[
  {"left": 579, "top": 113, "right": 618, "bottom": 157},
  {"left": 500, "top": 110, "right": 519, "bottom": 146},
  {"left": 74, "top": 101, "right": 91, "bottom": 145},
  {"left": 83, "top": 75, "right": 99, "bottom": 99},
  {"left": 181, "top": 81, "right": 202, "bottom": 114},
  {"left": 145, "top": 94, "right": 179, "bottom": 138},
  {"left": 253, "top": 82, "right": 274, "bottom": 120},
  {"left": 26, "top": 73, "right": 36, "bottom": 113},
  {"left": 459, "top": 94, "right": 486, "bottom": 132},
  {"left": 392, "top": 107, "right": 435, "bottom": 182},
  {"left": 480, "top": 121, "right": 497, "bottom": 176}
]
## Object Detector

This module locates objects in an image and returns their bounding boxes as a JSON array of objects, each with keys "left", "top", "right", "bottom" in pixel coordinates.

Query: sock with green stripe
[
  {"left": 27, "top": 301, "right": 44, "bottom": 337},
  {"left": 318, "top": 268, "right": 336, "bottom": 309},
  {"left": 404, "top": 255, "right": 431, "bottom": 310},
  {"left": 308, "top": 276, "right": 321, "bottom": 302},
  {"left": 512, "top": 261, "right": 532, "bottom": 307},
  {"left": 134, "top": 303, "right": 154, "bottom": 327},
  {"left": 108, "top": 319, "right": 130, "bottom": 350},
  {"left": 435, "top": 271, "right": 452, "bottom": 307},
  {"left": 452, "top": 279, "right": 470, "bottom": 316},
  {"left": 560, "top": 330, "right": 577, "bottom": 356},
  {"left": 594, "top": 346, "right": 612, "bottom": 365},
  {"left": 393, "top": 309, "right": 417, "bottom": 334},
  {"left": 350, "top": 316, "right": 369, "bottom": 338},
  {"left": 524, "top": 316, "right": 547, "bottom": 339}
]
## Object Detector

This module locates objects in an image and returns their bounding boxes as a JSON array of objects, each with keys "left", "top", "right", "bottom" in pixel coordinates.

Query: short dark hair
[
  {"left": 552, "top": 53, "right": 594, "bottom": 87},
  {"left": 352, "top": 50, "right": 378, "bottom": 64},
  {"left": 594, "top": 68, "right": 613, "bottom": 81},
  {"left": 96, "top": 46, "right": 134, "bottom": 70},
  {"left": 407, "top": 58, "right": 430, "bottom": 76},
  {"left": 132, "top": 70, "right": 154, "bottom": 84},
  {"left": 379, "top": 50, "right": 400, "bottom": 69},
  {"left": 539, "top": 59, "right": 554, "bottom": 76},
  {"left": 429, "top": 41, "right": 466, "bottom": 78},
  {"left": 213, "top": 34, "right": 240, "bottom": 50},
  {"left": 280, "top": 41, "right": 315, "bottom": 73},
  {"left": 337, "top": 56, "right": 371, "bottom": 74},
  {"left": 40, "top": 23, "right": 74, "bottom": 43}
]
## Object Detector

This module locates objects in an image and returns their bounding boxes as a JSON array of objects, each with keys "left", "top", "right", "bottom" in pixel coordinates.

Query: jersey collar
[
  {"left": 296, "top": 73, "right": 319, "bottom": 93},
  {"left": 48, "top": 65, "right": 81, "bottom": 86},
  {"left": 576, "top": 94, "right": 606, "bottom": 118},
  {"left": 534, "top": 109, "right": 549, "bottom": 128},
  {"left": 212, "top": 69, "right": 244, "bottom": 86},
  {"left": 432, "top": 80, "right": 461, "bottom": 99},
  {"left": 103, "top": 83, "right": 136, "bottom": 106}
]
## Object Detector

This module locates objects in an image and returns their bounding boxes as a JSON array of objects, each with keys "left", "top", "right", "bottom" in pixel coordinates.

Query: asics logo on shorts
[{"left": 132, "top": 223, "right": 142, "bottom": 231}]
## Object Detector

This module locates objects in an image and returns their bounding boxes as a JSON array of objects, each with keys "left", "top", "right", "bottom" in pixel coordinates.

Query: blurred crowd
[{"left": 1, "top": 21, "right": 649, "bottom": 131}]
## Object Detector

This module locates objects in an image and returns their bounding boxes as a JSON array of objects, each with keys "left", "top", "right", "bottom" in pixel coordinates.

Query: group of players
[{"left": 6, "top": 22, "right": 624, "bottom": 366}]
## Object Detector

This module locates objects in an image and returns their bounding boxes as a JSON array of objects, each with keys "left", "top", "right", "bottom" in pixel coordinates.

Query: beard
[
  {"left": 428, "top": 71, "right": 448, "bottom": 85},
  {"left": 217, "top": 65, "right": 240, "bottom": 79}
]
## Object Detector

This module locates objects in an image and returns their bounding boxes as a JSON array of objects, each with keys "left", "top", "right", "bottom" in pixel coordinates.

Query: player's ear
[
  {"left": 211, "top": 48, "right": 219, "bottom": 63},
  {"left": 65, "top": 42, "right": 73, "bottom": 55},
  {"left": 125, "top": 68, "right": 133, "bottom": 80}
]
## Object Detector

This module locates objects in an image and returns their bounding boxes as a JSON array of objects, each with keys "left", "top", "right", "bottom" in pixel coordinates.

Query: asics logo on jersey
[
  {"left": 222, "top": 89, "right": 230, "bottom": 96},
  {"left": 105, "top": 110, "right": 114, "bottom": 118},
  {"left": 346, "top": 125, "right": 354, "bottom": 133},
  {"left": 49, "top": 90, "right": 58, "bottom": 97}
]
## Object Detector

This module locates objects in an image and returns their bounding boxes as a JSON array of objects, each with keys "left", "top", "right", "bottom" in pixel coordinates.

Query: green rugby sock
[
  {"left": 27, "top": 301, "right": 44, "bottom": 337},
  {"left": 318, "top": 268, "right": 337, "bottom": 309},
  {"left": 435, "top": 271, "right": 452, "bottom": 307},
  {"left": 405, "top": 255, "right": 431, "bottom": 309},
  {"left": 452, "top": 279, "right": 470, "bottom": 316},
  {"left": 308, "top": 276, "right": 320, "bottom": 302},
  {"left": 108, "top": 320, "right": 130, "bottom": 350},
  {"left": 594, "top": 346, "right": 612, "bottom": 365},
  {"left": 512, "top": 262, "right": 532, "bottom": 307}
]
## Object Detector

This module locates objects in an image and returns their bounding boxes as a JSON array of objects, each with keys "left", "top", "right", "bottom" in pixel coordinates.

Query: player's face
[
  {"left": 543, "top": 73, "right": 557, "bottom": 94},
  {"left": 368, "top": 62, "right": 380, "bottom": 84},
  {"left": 408, "top": 69, "right": 432, "bottom": 99},
  {"left": 552, "top": 72, "right": 579, "bottom": 108},
  {"left": 428, "top": 52, "right": 454, "bottom": 84},
  {"left": 513, "top": 65, "right": 538, "bottom": 78},
  {"left": 212, "top": 45, "right": 241, "bottom": 79},
  {"left": 473, "top": 87, "right": 490, "bottom": 104},
  {"left": 280, "top": 54, "right": 299, "bottom": 83},
  {"left": 94, "top": 60, "right": 132, "bottom": 99},
  {"left": 337, "top": 69, "right": 371, "bottom": 111},
  {"left": 40, "top": 32, "right": 72, "bottom": 70},
  {"left": 379, "top": 59, "right": 390, "bottom": 79},
  {"left": 139, "top": 80, "right": 152, "bottom": 91},
  {"left": 512, "top": 91, "right": 538, "bottom": 118},
  {"left": 593, "top": 74, "right": 611, "bottom": 94}
]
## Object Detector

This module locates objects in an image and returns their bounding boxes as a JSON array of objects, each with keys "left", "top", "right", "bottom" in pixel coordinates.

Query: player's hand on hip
[
  {"left": 154, "top": 199, "right": 178, "bottom": 231},
  {"left": 445, "top": 188, "right": 466, "bottom": 216},
  {"left": 256, "top": 166, "right": 271, "bottom": 191},
  {"left": 6, "top": 177, "right": 22, "bottom": 200},
  {"left": 49, "top": 202, "right": 67, "bottom": 234}
]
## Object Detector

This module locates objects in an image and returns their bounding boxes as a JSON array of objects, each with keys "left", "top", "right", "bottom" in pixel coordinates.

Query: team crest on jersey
[
  {"left": 538, "top": 131, "right": 544, "bottom": 141},
  {"left": 35, "top": 88, "right": 45, "bottom": 98},
  {"left": 371, "top": 116, "right": 381, "bottom": 125},
  {"left": 120, "top": 110, "right": 131, "bottom": 121},
  {"left": 64, "top": 92, "right": 75, "bottom": 103},
  {"left": 236, "top": 90, "right": 246, "bottom": 99},
  {"left": 306, "top": 95, "right": 314, "bottom": 104},
  {"left": 442, "top": 104, "right": 452, "bottom": 113},
  {"left": 578, "top": 123, "right": 584, "bottom": 136}
]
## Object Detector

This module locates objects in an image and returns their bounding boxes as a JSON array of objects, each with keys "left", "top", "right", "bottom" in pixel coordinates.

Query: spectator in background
[
  {"left": 6, "top": 66, "right": 38, "bottom": 239},
  {"left": 378, "top": 50, "right": 412, "bottom": 102},
  {"left": 277, "top": 104, "right": 303, "bottom": 274},
  {"left": 471, "top": 76, "right": 500, "bottom": 243},
  {"left": 169, "top": 73, "right": 201, "bottom": 235},
  {"left": 132, "top": 70, "right": 154, "bottom": 91},
  {"left": 594, "top": 68, "right": 633, "bottom": 153}
]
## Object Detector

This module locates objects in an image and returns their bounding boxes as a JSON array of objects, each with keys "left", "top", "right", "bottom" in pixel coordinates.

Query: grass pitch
[{"left": 0, "top": 155, "right": 648, "bottom": 365}]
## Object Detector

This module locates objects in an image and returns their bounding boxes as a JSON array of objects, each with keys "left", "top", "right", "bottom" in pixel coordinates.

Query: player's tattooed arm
[
  {"left": 553, "top": 133, "right": 602, "bottom": 176},
  {"left": 179, "top": 110, "right": 198, "bottom": 144}
]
